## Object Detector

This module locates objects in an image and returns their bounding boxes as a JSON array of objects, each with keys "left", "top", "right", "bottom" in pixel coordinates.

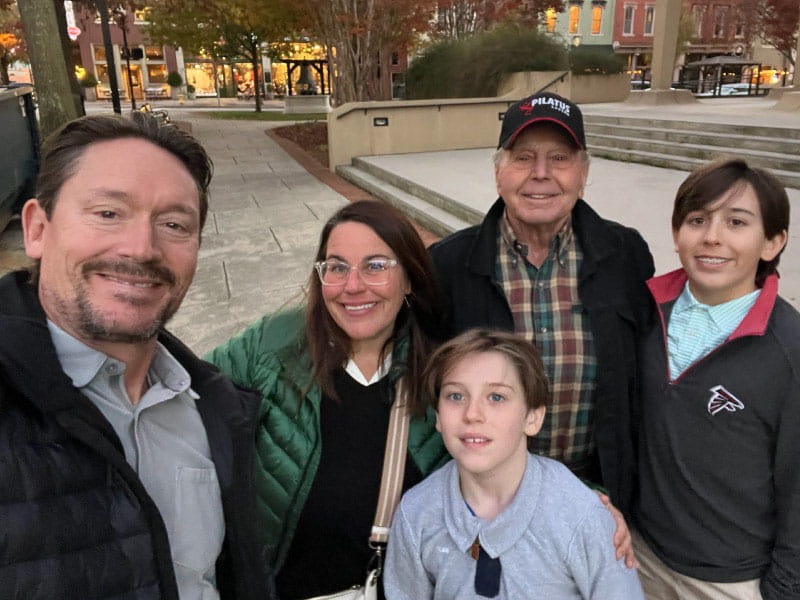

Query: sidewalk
[
  {"left": 165, "top": 112, "right": 348, "bottom": 354},
  {"left": 0, "top": 111, "right": 348, "bottom": 355}
]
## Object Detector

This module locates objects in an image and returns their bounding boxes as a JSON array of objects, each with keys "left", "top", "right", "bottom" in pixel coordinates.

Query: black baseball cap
[{"left": 498, "top": 92, "right": 586, "bottom": 150}]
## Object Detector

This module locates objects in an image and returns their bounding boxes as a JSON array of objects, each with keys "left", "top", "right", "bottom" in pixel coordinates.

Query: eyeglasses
[{"left": 314, "top": 258, "right": 399, "bottom": 286}]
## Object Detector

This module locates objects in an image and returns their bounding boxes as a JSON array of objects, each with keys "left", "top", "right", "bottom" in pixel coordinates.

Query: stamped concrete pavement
[{"left": 166, "top": 113, "right": 347, "bottom": 355}]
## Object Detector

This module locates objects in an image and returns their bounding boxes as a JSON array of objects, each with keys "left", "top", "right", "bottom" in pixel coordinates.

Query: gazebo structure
[
  {"left": 679, "top": 55, "right": 763, "bottom": 97},
  {"left": 275, "top": 59, "right": 328, "bottom": 96}
]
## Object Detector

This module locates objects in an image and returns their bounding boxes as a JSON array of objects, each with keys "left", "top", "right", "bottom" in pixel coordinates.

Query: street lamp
[
  {"left": 95, "top": 0, "right": 121, "bottom": 113},
  {"left": 113, "top": 8, "right": 136, "bottom": 111}
]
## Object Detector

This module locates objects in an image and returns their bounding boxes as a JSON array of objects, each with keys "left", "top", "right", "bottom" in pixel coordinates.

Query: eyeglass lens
[{"left": 318, "top": 259, "right": 394, "bottom": 285}]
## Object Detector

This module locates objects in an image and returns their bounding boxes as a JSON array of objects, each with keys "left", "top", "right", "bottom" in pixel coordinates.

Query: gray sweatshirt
[{"left": 385, "top": 454, "right": 644, "bottom": 600}]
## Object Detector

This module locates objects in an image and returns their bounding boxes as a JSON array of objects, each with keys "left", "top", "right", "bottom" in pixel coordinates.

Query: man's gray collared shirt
[{"left": 48, "top": 321, "right": 224, "bottom": 600}]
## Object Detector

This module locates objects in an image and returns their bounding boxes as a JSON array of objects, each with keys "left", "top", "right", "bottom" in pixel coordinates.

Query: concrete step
[
  {"left": 587, "top": 133, "right": 800, "bottom": 173},
  {"left": 589, "top": 144, "right": 800, "bottom": 189},
  {"left": 350, "top": 157, "right": 485, "bottom": 225},
  {"left": 584, "top": 114, "right": 800, "bottom": 140},
  {"left": 336, "top": 164, "right": 473, "bottom": 237},
  {"left": 587, "top": 122, "right": 800, "bottom": 155}
]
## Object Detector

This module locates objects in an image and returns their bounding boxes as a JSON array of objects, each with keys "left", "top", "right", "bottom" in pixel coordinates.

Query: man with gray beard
[{"left": 0, "top": 113, "right": 274, "bottom": 599}]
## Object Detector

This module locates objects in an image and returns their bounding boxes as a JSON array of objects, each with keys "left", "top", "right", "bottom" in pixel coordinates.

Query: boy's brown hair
[
  {"left": 422, "top": 328, "right": 549, "bottom": 412},
  {"left": 672, "top": 158, "right": 790, "bottom": 287}
]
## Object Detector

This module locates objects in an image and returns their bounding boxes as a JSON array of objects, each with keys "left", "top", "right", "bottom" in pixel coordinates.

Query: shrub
[
  {"left": 569, "top": 45, "right": 625, "bottom": 75},
  {"left": 186, "top": 84, "right": 196, "bottom": 94},
  {"left": 79, "top": 72, "right": 98, "bottom": 88},
  {"left": 406, "top": 25, "right": 568, "bottom": 99},
  {"left": 167, "top": 71, "right": 183, "bottom": 88}
]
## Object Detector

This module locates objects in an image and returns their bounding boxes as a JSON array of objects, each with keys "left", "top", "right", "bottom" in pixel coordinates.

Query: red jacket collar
[{"left": 647, "top": 269, "right": 778, "bottom": 340}]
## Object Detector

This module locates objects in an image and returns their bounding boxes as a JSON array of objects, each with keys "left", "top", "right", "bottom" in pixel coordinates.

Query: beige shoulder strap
[{"left": 369, "top": 378, "right": 411, "bottom": 544}]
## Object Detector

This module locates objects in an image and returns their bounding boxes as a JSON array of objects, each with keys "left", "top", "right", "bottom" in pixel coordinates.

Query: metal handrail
[{"left": 535, "top": 71, "right": 569, "bottom": 95}]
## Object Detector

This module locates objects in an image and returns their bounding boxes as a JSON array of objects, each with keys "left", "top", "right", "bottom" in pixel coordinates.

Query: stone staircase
[
  {"left": 337, "top": 158, "right": 481, "bottom": 237},
  {"left": 336, "top": 116, "right": 800, "bottom": 237},
  {"left": 584, "top": 115, "right": 800, "bottom": 189}
]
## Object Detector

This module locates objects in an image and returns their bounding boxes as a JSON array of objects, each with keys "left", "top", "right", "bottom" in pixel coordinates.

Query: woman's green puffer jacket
[{"left": 206, "top": 307, "right": 449, "bottom": 571}]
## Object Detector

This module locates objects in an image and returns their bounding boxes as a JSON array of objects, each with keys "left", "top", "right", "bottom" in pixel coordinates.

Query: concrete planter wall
[
  {"left": 284, "top": 94, "right": 332, "bottom": 114},
  {"left": 498, "top": 71, "right": 630, "bottom": 103},
  {"left": 328, "top": 97, "right": 515, "bottom": 169},
  {"left": 327, "top": 72, "right": 629, "bottom": 169}
]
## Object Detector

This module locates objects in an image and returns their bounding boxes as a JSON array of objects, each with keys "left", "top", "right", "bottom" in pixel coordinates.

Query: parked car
[{"left": 0, "top": 84, "right": 39, "bottom": 232}]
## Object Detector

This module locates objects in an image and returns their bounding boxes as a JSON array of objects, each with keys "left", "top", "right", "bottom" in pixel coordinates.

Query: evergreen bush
[
  {"left": 406, "top": 25, "right": 568, "bottom": 99},
  {"left": 167, "top": 71, "right": 183, "bottom": 88},
  {"left": 569, "top": 45, "right": 625, "bottom": 75},
  {"left": 79, "top": 73, "right": 99, "bottom": 88}
]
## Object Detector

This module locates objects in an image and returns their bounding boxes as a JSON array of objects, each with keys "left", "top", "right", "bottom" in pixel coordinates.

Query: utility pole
[{"left": 16, "top": 0, "right": 82, "bottom": 137}]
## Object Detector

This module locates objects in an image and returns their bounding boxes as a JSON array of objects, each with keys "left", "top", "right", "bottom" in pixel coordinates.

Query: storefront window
[
  {"left": 184, "top": 62, "right": 217, "bottom": 96},
  {"left": 148, "top": 64, "right": 167, "bottom": 83},
  {"left": 95, "top": 64, "right": 109, "bottom": 83},
  {"left": 145, "top": 46, "right": 164, "bottom": 60},
  {"left": 93, "top": 45, "right": 106, "bottom": 61}
]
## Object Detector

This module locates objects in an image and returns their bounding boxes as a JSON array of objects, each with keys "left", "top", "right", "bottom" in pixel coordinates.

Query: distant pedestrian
[
  {"left": 430, "top": 92, "right": 654, "bottom": 565},
  {"left": 0, "top": 113, "right": 273, "bottom": 598},
  {"left": 385, "top": 329, "right": 645, "bottom": 599},
  {"left": 633, "top": 158, "right": 798, "bottom": 599}
]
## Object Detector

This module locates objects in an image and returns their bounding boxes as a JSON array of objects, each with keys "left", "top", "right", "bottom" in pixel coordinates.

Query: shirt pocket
[{"left": 171, "top": 466, "right": 225, "bottom": 574}]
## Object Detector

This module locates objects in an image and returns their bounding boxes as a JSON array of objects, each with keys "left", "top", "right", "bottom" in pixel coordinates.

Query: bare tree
[
  {"left": 434, "top": 0, "right": 563, "bottom": 40},
  {"left": 299, "top": 0, "right": 436, "bottom": 104}
]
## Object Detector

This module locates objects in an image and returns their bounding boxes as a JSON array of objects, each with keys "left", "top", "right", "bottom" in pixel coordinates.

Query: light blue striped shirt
[{"left": 667, "top": 283, "right": 760, "bottom": 379}]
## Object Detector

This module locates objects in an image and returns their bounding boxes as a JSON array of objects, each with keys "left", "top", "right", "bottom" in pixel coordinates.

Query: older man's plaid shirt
[{"left": 496, "top": 214, "right": 598, "bottom": 477}]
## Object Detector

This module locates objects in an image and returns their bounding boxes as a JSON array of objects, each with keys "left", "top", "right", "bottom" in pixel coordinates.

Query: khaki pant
[{"left": 632, "top": 529, "right": 762, "bottom": 600}]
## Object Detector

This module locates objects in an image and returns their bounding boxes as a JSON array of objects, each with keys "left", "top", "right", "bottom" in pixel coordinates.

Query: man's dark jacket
[
  {"left": 429, "top": 198, "right": 655, "bottom": 513},
  {"left": 0, "top": 270, "right": 275, "bottom": 599}
]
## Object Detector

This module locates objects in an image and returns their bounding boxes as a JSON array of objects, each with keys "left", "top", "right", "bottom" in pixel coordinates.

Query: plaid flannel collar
[{"left": 499, "top": 210, "right": 574, "bottom": 268}]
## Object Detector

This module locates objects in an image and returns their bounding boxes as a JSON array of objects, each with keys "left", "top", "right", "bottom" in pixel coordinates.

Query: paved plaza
[
  {"left": 1, "top": 96, "right": 798, "bottom": 357},
  {"left": 164, "top": 115, "right": 348, "bottom": 354}
]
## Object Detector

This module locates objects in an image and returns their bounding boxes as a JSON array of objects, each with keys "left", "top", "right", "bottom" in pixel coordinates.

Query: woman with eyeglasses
[{"left": 206, "top": 200, "right": 449, "bottom": 599}]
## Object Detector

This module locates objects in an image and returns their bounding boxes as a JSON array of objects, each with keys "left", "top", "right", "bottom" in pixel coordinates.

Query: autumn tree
[
  {"left": 758, "top": 0, "right": 798, "bottom": 66},
  {"left": 145, "top": 0, "right": 298, "bottom": 111},
  {"left": 740, "top": 0, "right": 798, "bottom": 66},
  {"left": 435, "top": 0, "right": 564, "bottom": 40},
  {"left": 0, "top": 1, "right": 26, "bottom": 85},
  {"left": 297, "top": 0, "right": 437, "bottom": 105}
]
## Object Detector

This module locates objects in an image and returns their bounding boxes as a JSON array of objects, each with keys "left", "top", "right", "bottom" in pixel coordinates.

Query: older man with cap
[{"left": 430, "top": 92, "right": 654, "bottom": 564}]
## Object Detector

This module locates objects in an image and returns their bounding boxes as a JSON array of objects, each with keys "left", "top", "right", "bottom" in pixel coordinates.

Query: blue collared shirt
[
  {"left": 48, "top": 321, "right": 224, "bottom": 600},
  {"left": 667, "top": 283, "right": 760, "bottom": 379}
]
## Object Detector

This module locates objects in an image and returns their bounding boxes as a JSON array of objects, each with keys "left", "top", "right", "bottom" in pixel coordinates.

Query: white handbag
[
  {"left": 303, "top": 569, "right": 379, "bottom": 600},
  {"left": 303, "top": 381, "right": 411, "bottom": 600}
]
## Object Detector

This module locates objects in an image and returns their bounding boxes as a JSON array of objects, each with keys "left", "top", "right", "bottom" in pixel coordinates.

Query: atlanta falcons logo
[{"left": 707, "top": 385, "right": 745, "bottom": 415}]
